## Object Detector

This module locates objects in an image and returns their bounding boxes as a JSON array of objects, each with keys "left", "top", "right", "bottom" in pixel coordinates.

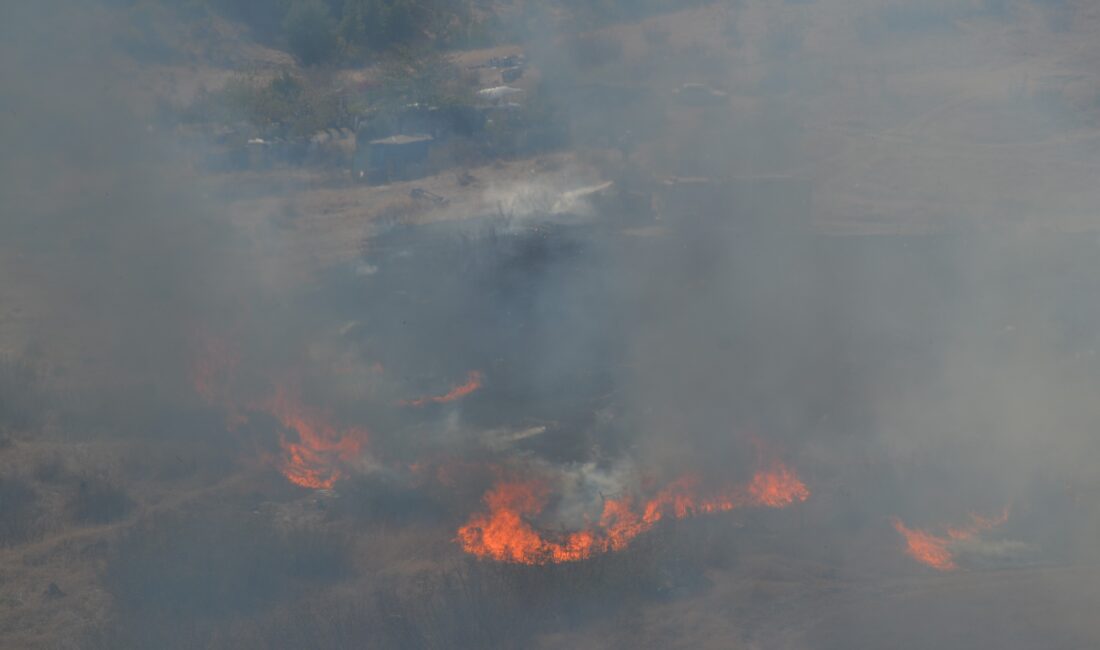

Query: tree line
[{"left": 205, "top": 0, "right": 476, "bottom": 65}]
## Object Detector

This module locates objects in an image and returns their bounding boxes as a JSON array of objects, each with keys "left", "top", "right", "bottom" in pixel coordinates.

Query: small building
[
  {"left": 354, "top": 134, "right": 433, "bottom": 183},
  {"left": 476, "top": 86, "right": 524, "bottom": 104},
  {"left": 246, "top": 138, "right": 271, "bottom": 169}
]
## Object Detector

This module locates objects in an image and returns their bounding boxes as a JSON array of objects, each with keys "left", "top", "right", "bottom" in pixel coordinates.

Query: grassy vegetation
[
  {"left": 0, "top": 477, "right": 42, "bottom": 546},
  {"left": 0, "top": 355, "right": 43, "bottom": 435},
  {"left": 185, "top": 69, "right": 349, "bottom": 138},
  {"left": 197, "top": 0, "right": 477, "bottom": 65},
  {"left": 80, "top": 501, "right": 744, "bottom": 649},
  {"left": 88, "top": 508, "right": 352, "bottom": 648},
  {"left": 190, "top": 0, "right": 711, "bottom": 66},
  {"left": 69, "top": 475, "right": 134, "bottom": 525}
]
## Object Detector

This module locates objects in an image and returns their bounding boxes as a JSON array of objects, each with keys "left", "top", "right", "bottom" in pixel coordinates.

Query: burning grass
[
  {"left": 264, "top": 387, "right": 371, "bottom": 490},
  {"left": 457, "top": 459, "right": 808, "bottom": 564},
  {"left": 88, "top": 509, "right": 741, "bottom": 650},
  {"left": 398, "top": 370, "right": 485, "bottom": 407},
  {"left": 892, "top": 508, "right": 1010, "bottom": 571}
]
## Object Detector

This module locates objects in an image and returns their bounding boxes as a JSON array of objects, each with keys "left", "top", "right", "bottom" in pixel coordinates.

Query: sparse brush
[
  {"left": 0, "top": 477, "right": 42, "bottom": 545},
  {"left": 0, "top": 355, "right": 43, "bottom": 434},
  {"left": 68, "top": 475, "right": 134, "bottom": 525},
  {"left": 99, "top": 509, "right": 352, "bottom": 648},
  {"left": 84, "top": 508, "right": 747, "bottom": 650},
  {"left": 333, "top": 473, "right": 447, "bottom": 524},
  {"left": 33, "top": 454, "right": 70, "bottom": 484}
]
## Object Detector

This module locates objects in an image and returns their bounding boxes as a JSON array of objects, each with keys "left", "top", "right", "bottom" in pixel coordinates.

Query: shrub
[
  {"left": 0, "top": 355, "right": 42, "bottom": 434},
  {"left": 33, "top": 454, "right": 70, "bottom": 484},
  {"left": 282, "top": 0, "right": 337, "bottom": 65},
  {"left": 0, "top": 477, "right": 41, "bottom": 545},
  {"left": 188, "top": 70, "right": 347, "bottom": 139},
  {"left": 69, "top": 476, "right": 134, "bottom": 525}
]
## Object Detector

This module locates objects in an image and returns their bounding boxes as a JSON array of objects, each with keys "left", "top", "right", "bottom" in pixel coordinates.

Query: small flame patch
[
  {"left": 399, "top": 371, "right": 484, "bottom": 407},
  {"left": 265, "top": 388, "right": 370, "bottom": 490},
  {"left": 892, "top": 507, "right": 1009, "bottom": 571}
]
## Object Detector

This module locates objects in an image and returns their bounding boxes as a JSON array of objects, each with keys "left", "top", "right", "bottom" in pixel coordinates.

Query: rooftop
[{"left": 369, "top": 134, "right": 434, "bottom": 146}]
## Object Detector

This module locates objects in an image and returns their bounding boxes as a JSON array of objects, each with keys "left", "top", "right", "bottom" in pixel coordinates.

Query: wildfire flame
[
  {"left": 457, "top": 460, "right": 810, "bottom": 564},
  {"left": 265, "top": 388, "right": 370, "bottom": 490},
  {"left": 892, "top": 507, "right": 1009, "bottom": 571},
  {"left": 399, "top": 371, "right": 484, "bottom": 407}
]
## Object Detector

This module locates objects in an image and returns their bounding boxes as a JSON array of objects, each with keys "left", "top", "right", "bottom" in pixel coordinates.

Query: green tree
[
  {"left": 282, "top": 0, "right": 336, "bottom": 65},
  {"left": 376, "top": 48, "right": 467, "bottom": 109}
]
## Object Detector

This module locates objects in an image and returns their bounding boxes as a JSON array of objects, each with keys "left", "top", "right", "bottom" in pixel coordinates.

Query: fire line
[
  {"left": 456, "top": 460, "right": 810, "bottom": 565},
  {"left": 399, "top": 370, "right": 484, "bottom": 407}
]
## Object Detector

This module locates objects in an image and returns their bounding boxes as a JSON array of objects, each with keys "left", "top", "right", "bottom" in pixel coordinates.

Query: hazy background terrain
[{"left": 2, "top": 0, "right": 1100, "bottom": 648}]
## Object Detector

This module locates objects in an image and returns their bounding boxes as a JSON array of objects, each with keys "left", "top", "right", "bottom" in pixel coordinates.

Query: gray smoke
[{"left": 4, "top": 1, "right": 1100, "bottom": 649}]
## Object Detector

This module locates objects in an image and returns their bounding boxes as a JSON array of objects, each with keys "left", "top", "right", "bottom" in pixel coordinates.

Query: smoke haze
[{"left": 2, "top": 0, "right": 1100, "bottom": 648}]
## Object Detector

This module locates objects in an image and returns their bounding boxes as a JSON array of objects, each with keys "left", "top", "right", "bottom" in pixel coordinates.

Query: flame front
[
  {"left": 266, "top": 388, "right": 370, "bottom": 489},
  {"left": 893, "top": 507, "right": 1009, "bottom": 571},
  {"left": 400, "top": 371, "right": 484, "bottom": 407},
  {"left": 457, "top": 461, "right": 810, "bottom": 564},
  {"left": 454, "top": 480, "right": 603, "bottom": 563}
]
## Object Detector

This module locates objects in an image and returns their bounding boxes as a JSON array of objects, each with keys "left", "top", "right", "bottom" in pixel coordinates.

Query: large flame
[
  {"left": 265, "top": 388, "right": 370, "bottom": 490},
  {"left": 457, "top": 461, "right": 810, "bottom": 564},
  {"left": 892, "top": 507, "right": 1009, "bottom": 571},
  {"left": 399, "top": 370, "right": 484, "bottom": 407}
]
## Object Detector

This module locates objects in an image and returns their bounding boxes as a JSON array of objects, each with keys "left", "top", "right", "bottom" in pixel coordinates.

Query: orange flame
[
  {"left": 265, "top": 388, "right": 370, "bottom": 489},
  {"left": 188, "top": 334, "right": 371, "bottom": 488},
  {"left": 891, "top": 519, "right": 959, "bottom": 571},
  {"left": 892, "top": 507, "right": 1009, "bottom": 571},
  {"left": 457, "top": 461, "right": 809, "bottom": 564},
  {"left": 745, "top": 460, "right": 813, "bottom": 507},
  {"left": 399, "top": 371, "right": 484, "bottom": 407}
]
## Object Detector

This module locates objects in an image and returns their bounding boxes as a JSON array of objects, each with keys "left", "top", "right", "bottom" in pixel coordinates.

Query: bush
[
  {"left": 374, "top": 49, "right": 472, "bottom": 111},
  {"left": 69, "top": 476, "right": 134, "bottom": 525},
  {"left": 33, "top": 454, "right": 70, "bottom": 484},
  {"left": 282, "top": 0, "right": 337, "bottom": 65},
  {"left": 205, "top": 0, "right": 479, "bottom": 65},
  {"left": 0, "top": 355, "right": 42, "bottom": 434},
  {"left": 187, "top": 70, "right": 347, "bottom": 138},
  {"left": 0, "top": 477, "right": 41, "bottom": 545}
]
